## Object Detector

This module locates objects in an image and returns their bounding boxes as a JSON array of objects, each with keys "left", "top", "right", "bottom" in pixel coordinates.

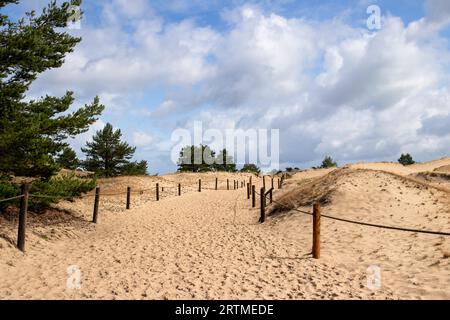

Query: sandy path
[{"left": 0, "top": 188, "right": 394, "bottom": 300}]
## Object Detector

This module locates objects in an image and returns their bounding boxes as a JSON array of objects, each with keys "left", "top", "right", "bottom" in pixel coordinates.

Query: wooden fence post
[
  {"left": 252, "top": 185, "right": 256, "bottom": 208},
  {"left": 247, "top": 183, "right": 250, "bottom": 199},
  {"left": 92, "top": 187, "right": 100, "bottom": 224},
  {"left": 126, "top": 187, "right": 131, "bottom": 210},
  {"left": 178, "top": 184, "right": 181, "bottom": 196},
  {"left": 313, "top": 203, "right": 321, "bottom": 259},
  {"left": 156, "top": 183, "right": 159, "bottom": 201},
  {"left": 271, "top": 178, "right": 274, "bottom": 189},
  {"left": 227, "top": 179, "right": 229, "bottom": 190},
  {"left": 234, "top": 180, "right": 236, "bottom": 190},
  {"left": 17, "top": 183, "right": 30, "bottom": 252},
  {"left": 215, "top": 178, "right": 218, "bottom": 190},
  {"left": 263, "top": 176, "right": 266, "bottom": 190},
  {"left": 270, "top": 188, "right": 273, "bottom": 204},
  {"left": 260, "top": 188, "right": 266, "bottom": 223},
  {"left": 199, "top": 179, "right": 202, "bottom": 192}
]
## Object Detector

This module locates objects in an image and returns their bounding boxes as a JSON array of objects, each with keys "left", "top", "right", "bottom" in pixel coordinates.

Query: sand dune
[
  {"left": 0, "top": 160, "right": 449, "bottom": 299},
  {"left": 271, "top": 165, "right": 450, "bottom": 299},
  {"left": 347, "top": 157, "right": 450, "bottom": 175}
]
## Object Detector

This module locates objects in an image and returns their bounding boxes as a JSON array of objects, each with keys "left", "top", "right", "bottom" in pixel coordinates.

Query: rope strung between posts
[
  {"left": 202, "top": 187, "right": 231, "bottom": 191},
  {"left": 0, "top": 195, "right": 25, "bottom": 203},
  {"left": 4, "top": 178, "right": 247, "bottom": 203},
  {"left": 28, "top": 194, "right": 81, "bottom": 200},
  {"left": 255, "top": 188, "right": 450, "bottom": 236},
  {"left": 6, "top": 177, "right": 252, "bottom": 253},
  {"left": 27, "top": 187, "right": 160, "bottom": 200}
]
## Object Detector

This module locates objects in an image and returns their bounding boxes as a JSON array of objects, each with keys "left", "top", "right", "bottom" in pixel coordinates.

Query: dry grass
[
  {"left": 269, "top": 167, "right": 450, "bottom": 216},
  {"left": 269, "top": 169, "right": 343, "bottom": 215},
  {"left": 434, "top": 165, "right": 450, "bottom": 173}
]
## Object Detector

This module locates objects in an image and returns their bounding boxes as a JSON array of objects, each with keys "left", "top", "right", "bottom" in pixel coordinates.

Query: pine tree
[
  {"left": 56, "top": 146, "right": 80, "bottom": 170},
  {"left": 215, "top": 149, "right": 237, "bottom": 172},
  {"left": 82, "top": 123, "right": 136, "bottom": 177},
  {"left": 320, "top": 156, "right": 338, "bottom": 168},
  {"left": 0, "top": 0, "right": 104, "bottom": 179}
]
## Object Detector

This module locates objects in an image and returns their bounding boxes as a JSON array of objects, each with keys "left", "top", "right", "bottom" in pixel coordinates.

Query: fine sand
[{"left": 0, "top": 163, "right": 449, "bottom": 300}]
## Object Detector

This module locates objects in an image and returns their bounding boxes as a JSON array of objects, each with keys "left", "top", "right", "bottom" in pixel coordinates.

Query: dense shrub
[
  {"left": 0, "top": 175, "right": 96, "bottom": 212},
  {"left": 121, "top": 160, "right": 149, "bottom": 176},
  {"left": 241, "top": 164, "right": 261, "bottom": 174},
  {"left": 30, "top": 174, "right": 97, "bottom": 210},
  {"left": 398, "top": 153, "right": 415, "bottom": 166}
]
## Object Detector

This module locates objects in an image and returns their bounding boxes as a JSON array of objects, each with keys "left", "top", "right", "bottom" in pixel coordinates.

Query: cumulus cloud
[
  {"left": 169, "top": 7, "right": 450, "bottom": 167},
  {"left": 21, "top": 1, "right": 450, "bottom": 171},
  {"left": 28, "top": 3, "right": 218, "bottom": 101}
]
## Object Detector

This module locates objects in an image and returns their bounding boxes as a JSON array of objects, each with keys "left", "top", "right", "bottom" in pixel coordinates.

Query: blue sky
[{"left": 4, "top": 0, "right": 450, "bottom": 174}]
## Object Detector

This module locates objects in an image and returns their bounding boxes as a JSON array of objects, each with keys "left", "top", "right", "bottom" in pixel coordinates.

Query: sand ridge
[{"left": 270, "top": 161, "right": 450, "bottom": 299}]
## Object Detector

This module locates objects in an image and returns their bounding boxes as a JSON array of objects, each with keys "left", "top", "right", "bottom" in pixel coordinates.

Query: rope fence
[
  {"left": 9, "top": 171, "right": 446, "bottom": 259},
  {"left": 251, "top": 174, "right": 450, "bottom": 259},
  {"left": 260, "top": 191, "right": 450, "bottom": 236},
  {"left": 1, "top": 176, "right": 261, "bottom": 252}
]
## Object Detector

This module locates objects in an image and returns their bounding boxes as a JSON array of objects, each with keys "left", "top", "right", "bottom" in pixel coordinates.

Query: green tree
[
  {"left": 320, "top": 156, "right": 338, "bottom": 169},
  {"left": 241, "top": 164, "right": 261, "bottom": 174},
  {"left": 177, "top": 145, "right": 215, "bottom": 172},
  {"left": 56, "top": 146, "right": 80, "bottom": 170},
  {"left": 122, "top": 160, "right": 149, "bottom": 176},
  {"left": 398, "top": 153, "right": 415, "bottom": 166},
  {"left": 214, "top": 149, "right": 237, "bottom": 172},
  {"left": 0, "top": 0, "right": 104, "bottom": 179},
  {"left": 82, "top": 123, "right": 136, "bottom": 177}
]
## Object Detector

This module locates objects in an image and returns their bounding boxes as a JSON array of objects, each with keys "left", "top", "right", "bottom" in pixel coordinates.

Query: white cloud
[
  {"left": 165, "top": 7, "right": 450, "bottom": 166},
  {"left": 24, "top": 2, "right": 450, "bottom": 170},
  {"left": 132, "top": 131, "right": 156, "bottom": 148}
]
